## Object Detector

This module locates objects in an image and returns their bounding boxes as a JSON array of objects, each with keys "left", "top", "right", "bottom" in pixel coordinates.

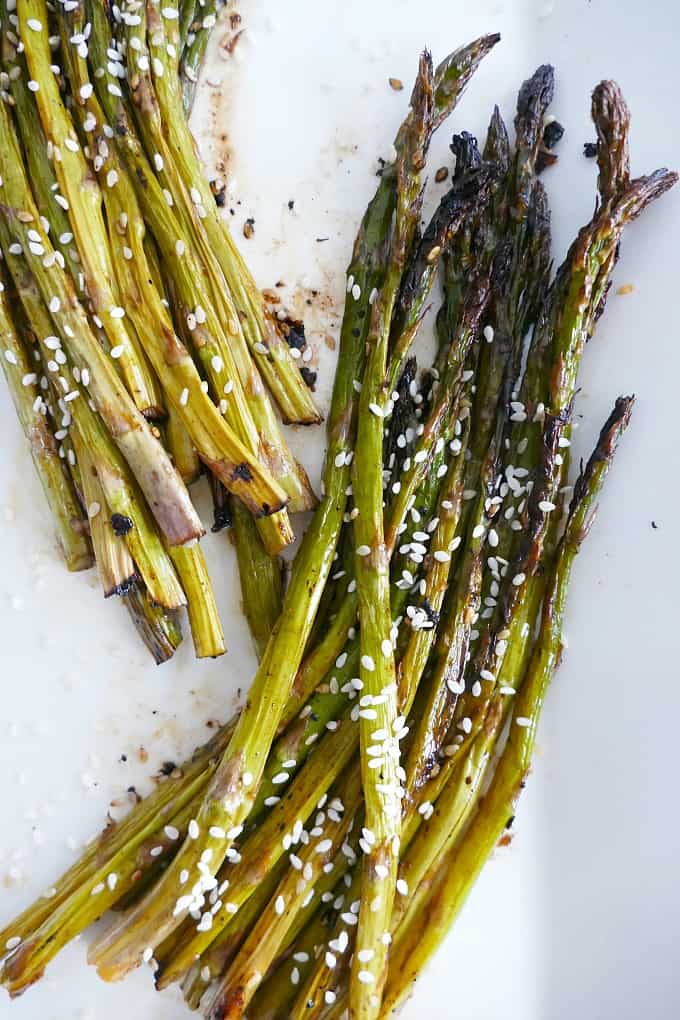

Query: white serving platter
[{"left": 1, "top": 1, "right": 679, "bottom": 1017}]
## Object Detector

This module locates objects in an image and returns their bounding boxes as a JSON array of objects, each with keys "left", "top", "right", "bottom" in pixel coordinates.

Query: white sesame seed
[
  {"left": 512, "top": 573, "right": 526, "bottom": 586},
  {"left": 351, "top": 283, "right": 361, "bottom": 300},
  {"left": 361, "top": 654, "right": 375, "bottom": 672},
  {"left": 368, "top": 402, "right": 383, "bottom": 418},
  {"left": 516, "top": 716, "right": 531, "bottom": 727},
  {"left": 356, "top": 544, "right": 370, "bottom": 557},
  {"left": 142, "top": 947, "right": 154, "bottom": 963},
  {"left": 472, "top": 524, "right": 485, "bottom": 539},
  {"left": 275, "top": 895, "right": 285, "bottom": 915},
  {"left": 539, "top": 500, "right": 556, "bottom": 512},
  {"left": 483, "top": 325, "right": 494, "bottom": 343},
  {"left": 27, "top": 18, "right": 43, "bottom": 31},
  {"left": 358, "top": 970, "right": 375, "bottom": 984},
  {"left": 188, "top": 819, "right": 199, "bottom": 839},
  {"left": 179, "top": 387, "right": 189, "bottom": 406}
]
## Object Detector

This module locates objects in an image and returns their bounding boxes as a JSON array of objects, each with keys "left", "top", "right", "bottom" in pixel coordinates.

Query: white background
[{"left": 1, "top": 1, "right": 679, "bottom": 1017}]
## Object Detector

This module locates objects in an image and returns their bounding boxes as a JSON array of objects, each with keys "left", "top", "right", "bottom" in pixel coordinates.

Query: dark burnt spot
[
  {"left": 113, "top": 577, "right": 136, "bottom": 597},
  {"left": 287, "top": 199, "right": 295, "bottom": 210},
  {"left": 111, "top": 513, "right": 134, "bottom": 536},
  {"left": 159, "top": 761, "right": 177, "bottom": 776},
  {"left": 542, "top": 120, "right": 564, "bottom": 149},
  {"left": 421, "top": 598, "right": 439, "bottom": 625},
  {"left": 232, "top": 462, "right": 253, "bottom": 482},
  {"left": 300, "top": 366, "right": 317, "bottom": 390},
  {"left": 211, "top": 504, "right": 232, "bottom": 532},
  {"left": 583, "top": 141, "right": 598, "bottom": 158},
  {"left": 278, "top": 317, "right": 306, "bottom": 351}
]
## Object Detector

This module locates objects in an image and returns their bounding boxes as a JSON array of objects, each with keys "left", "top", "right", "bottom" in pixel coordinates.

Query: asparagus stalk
[
  {"left": 15, "top": 0, "right": 164, "bottom": 419},
  {"left": 168, "top": 542, "right": 226, "bottom": 658},
  {"left": 230, "top": 497, "right": 284, "bottom": 660},
  {"left": 62, "top": 6, "right": 293, "bottom": 534},
  {"left": 115, "top": 0, "right": 316, "bottom": 542},
  {"left": 180, "top": 0, "right": 221, "bottom": 111},
  {"left": 0, "top": 217, "right": 187, "bottom": 608},
  {"left": 0, "top": 269, "right": 92, "bottom": 570},
  {"left": 123, "top": 582, "right": 184, "bottom": 664},
  {"left": 201, "top": 770, "right": 364, "bottom": 1019},
  {"left": 73, "top": 433, "right": 136, "bottom": 596},
  {"left": 144, "top": 0, "right": 322, "bottom": 427},
  {"left": 166, "top": 404, "right": 201, "bottom": 485},
  {"left": 83, "top": 122, "right": 397, "bottom": 980},
  {"left": 380, "top": 397, "right": 634, "bottom": 1016},
  {"left": 0, "top": 94, "right": 203, "bottom": 545}
]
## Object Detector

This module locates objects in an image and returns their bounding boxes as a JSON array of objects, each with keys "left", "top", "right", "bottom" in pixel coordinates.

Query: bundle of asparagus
[
  {"left": 0, "top": 0, "right": 318, "bottom": 662},
  {"left": 1, "top": 26, "right": 676, "bottom": 1020}
]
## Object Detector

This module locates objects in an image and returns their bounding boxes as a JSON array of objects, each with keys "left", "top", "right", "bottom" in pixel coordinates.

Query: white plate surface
[{"left": 1, "top": 1, "right": 679, "bottom": 1018}]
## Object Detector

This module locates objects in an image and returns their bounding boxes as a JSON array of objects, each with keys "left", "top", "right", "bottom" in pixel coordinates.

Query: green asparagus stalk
[
  {"left": 230, "top": 497, "right": 284, "bottom": 660},
  {"left": 0, "top": 269, "right": 92, "bottom": 570},
  {"left": 16, "top": 0, "right": 164, "bottom": 418},
  {"left": 166, "top": 404, "right": 201, "bottom": 485},
  {"left": 168, "top": 542, "right": 226, "bottom": 658},
  {"left": 202, "top": 770, "right": 364, "bottom": 1019},
  {"left": 0, "top": 217, "right": 187, "bottom": 609},
  {"left": 72, "top": 433, "right": 136, "bottom": 596},
  {"left": 123, "top": 582, "right": 184, "bottom": 664},
  {"left": 0, "top": 94, "right": 203, "bottom": 546},
  {"left": 380, "top": 396, "right": 634, "bottom": 1016},
  {"left": 180, "top": 0, "right": 221, "bottom": 111},
  {"left": 83, "top": 123, "right": 397, "bottom": 981},
  {"left": 144, "top": 0, "right": 322, "bottom": 427}
]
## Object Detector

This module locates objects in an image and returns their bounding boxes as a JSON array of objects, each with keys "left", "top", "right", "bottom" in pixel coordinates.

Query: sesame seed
[
  {"left": 512, "top": 573, "right": 526, "bottom": 586},
  {"left": 516, "top": 716, "right": 532, "bottom": 728},
  {"left": 275, "top": 895, "right": 285, "bottom": 915},
  {"left": 188, "top": 819, "right": 199, "bottom": 839},
  {"left": 142, "top": 947, "right": 154, "bottom": 963},
  {"left": 539, "top": 500, "right": 556, "bottom": 512},
  {"left": 356, "top": 544, "right": 370, "bottom": 557},
  {"left": 483, "top": 325, "right": 494, "bottom": 342},
  {"left": 361, "top": 654, "right": 375, "bottom": 671},
  {"left": 368, "top": 402, "right": 383, "bottom": 418},
  {"left": 358, "top": 970, "right": 375, "bottom": 984},
  {"left": 27, "top": 17, "right": 43, "bottom": 31},
  {"left": 179, "top": 387, "right": 189, "bottom": 406},
  {"left": 472, "top": 524, "right": 485, "bottom": 539},
  {"left": 109, "top": 305, "right": 125, "bottom": 319}
]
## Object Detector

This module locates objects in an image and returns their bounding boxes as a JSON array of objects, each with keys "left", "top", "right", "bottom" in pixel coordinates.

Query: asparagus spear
[
  {"left": 0, "top": 94, "right": 203, "bottom": 545},
  {"left": 123, "top": 581, "right": 184, "bottom": 664},
  {"left": 15, "top": 0, "right": 164, "bottom": 419},
  {"left": 380, "top": 397, "right": 634, "bottom": 1016},
  {"left": 63, "top": 5, "right": 294, "bottom": 539},
  {"left": 72, "top": 433, "right": 136, "bottom": 596},
  {"left": 180, "top": 0, "right": 221, "bottom": 111},
  {"left": 144, "top": 0, "right": 322, "bottom": 427},
  {"left": 230, "top": 497, "right": 284, "bottom": 660},
  {"left": 83, "top": 124, "right": 397, "bottom": 981},
  {"left": 0, "top": 268, "right": 92, "bottom": 571},
  {"left": 168, "top": 542, "right": 226, "bottom": 658},
  {"left": 0, "top": 217, "right": 187, "bottom": 609}
]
